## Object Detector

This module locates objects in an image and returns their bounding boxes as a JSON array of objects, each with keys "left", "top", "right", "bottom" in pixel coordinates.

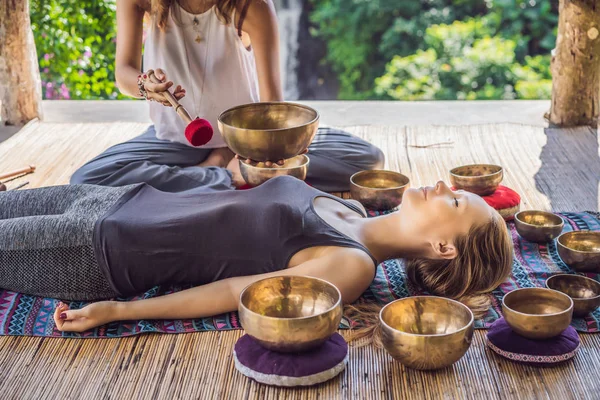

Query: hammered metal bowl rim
[
  {"left": 239, "top": 275, "right": 342, "bottom": 321},
  {"left": 545, "top": 274, "right": 600, "bottom": 301},
  {"left": 378, "top": 296, "right": 474, "bottom": 337},
  {"left": 218, "top": 102, "right": 320, "bottom": 132},
  {"left": 514, "top": 210, "right": 564, "bottom": 228},
  {"left": 449, "top": 164, "right": 503, "bottom": 178},
  {"left": 350, "top": 170, "right": 410, "bottom": 191},
  {"left": 240, "top": 155, "right": 310, "bottom": 172},
  {"left": 502, "top": 287, "right": 574, "bottom": 317},
  {"left": 557, "top": 231, "right": 600, "bottom": 254}
]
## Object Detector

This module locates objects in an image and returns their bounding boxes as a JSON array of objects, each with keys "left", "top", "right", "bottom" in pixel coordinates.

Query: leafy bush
[
  {"left": 310, "top": 0, "right": 557, "bottom": 99},
  {"left": 309, "top": 0, "right": 487, "bottom": 99},
  {"left": 30, "top": 0, "right": 123, "bottom": 100},
  {"left": 374, "top": 19, "right": 552, "bottom": 100}
]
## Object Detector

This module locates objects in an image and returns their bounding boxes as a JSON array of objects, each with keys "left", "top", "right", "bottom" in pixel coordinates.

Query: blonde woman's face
[{"left": 399, "top": 181, "right": 494, "bottom": 242}]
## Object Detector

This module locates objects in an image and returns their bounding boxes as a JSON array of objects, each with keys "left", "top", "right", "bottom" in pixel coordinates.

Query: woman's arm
[
  {"left": 115, "top": 0, "right": 185, "bottom": 104},
  {"left": 53, "top": 248, "right": 375, "bottom": 332},
  {"left": 240, "top": 0, "right": 283, "bottom": 102},
  {"left": 115, "top": 0, "right": 147, "bottom": 98}
]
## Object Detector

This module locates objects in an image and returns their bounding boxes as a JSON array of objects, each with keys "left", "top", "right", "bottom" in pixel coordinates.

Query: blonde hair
[
  {"left": 150, "top": 0, "right": 243, "bottom": 30},
  {"left": 348, "top": 210, "right": 513, "bottom": 347}
]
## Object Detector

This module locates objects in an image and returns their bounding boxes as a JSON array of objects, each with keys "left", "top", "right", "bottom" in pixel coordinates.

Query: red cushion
[{"left": 453, "top": 185, "right": 521, "bottom": 221}]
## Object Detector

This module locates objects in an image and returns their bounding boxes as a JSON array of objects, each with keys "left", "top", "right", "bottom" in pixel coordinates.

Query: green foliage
[
  {"left": 375, "top": 19, "right": 552, "bottom": 100},
  {"left": 31, "top": 0, "right": 123, "bottom": 100},
  {"left": 310, "top": 0, "right": 557, "bottom": 100},
  {"left": 484, "top": 0, "right": 558, "bottom": 58},
  {"left": 30, "top": 0, "right": 557, "bottom": 101},
  {"left": 309, "top": 0, "right": 487, "bottom": 99}
]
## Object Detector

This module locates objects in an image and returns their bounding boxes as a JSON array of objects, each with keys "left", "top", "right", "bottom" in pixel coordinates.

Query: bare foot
[
  {"left": 226, "top": 156, "right": 247, "bottom": 188},
  {"left": 198, "top": 147, "right": 235, "bottom": 168}
]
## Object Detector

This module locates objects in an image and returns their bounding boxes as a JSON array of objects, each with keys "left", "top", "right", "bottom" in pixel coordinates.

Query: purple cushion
[
  {"left": 233, "top": 333, "right": 348, "bottom": 387},
  {"left": 486, "top": 318, "right": 580, "bottom": 366}
]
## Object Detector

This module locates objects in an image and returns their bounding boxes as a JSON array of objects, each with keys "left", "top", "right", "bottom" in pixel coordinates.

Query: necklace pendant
[{"left": 195, "top": 35, "right": 202, "bottom": 43}]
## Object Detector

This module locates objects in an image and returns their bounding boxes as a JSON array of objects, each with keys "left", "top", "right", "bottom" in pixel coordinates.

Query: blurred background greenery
[{"left": 30, "top": 0, "right": 556, "bottom": 100}]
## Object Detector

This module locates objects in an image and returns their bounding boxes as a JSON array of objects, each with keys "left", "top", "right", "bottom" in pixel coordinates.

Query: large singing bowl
[
  {"left": 239, "top": 276, "right": 342, "bottom": 353},
  {"left": 380, "top": 296, "right": 474, "bottom": 370},
  {"left": 218, "top": 102, "right": 319, "bottom": 162}
]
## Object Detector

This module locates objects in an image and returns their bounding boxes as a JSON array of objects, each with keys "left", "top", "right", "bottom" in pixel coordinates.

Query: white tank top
[{"left": 143, "top": 4, "right": 260, "bottom": 148}]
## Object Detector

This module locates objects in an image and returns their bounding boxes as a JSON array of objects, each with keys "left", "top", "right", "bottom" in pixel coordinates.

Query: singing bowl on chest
[
  {"left": 239, "top": 276, "right": 343, "bottom": 353},
  {"left": 218, "top": 102, "right": 319, "bottom": 162},
  {"left": 239, "top": 154, "right": 309, "bottom": 187},
  {"left": 349, "top": 170, "right": 410, "bottom": 211}
]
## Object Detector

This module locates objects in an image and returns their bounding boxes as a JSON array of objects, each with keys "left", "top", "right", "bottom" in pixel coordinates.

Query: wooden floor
[{"left": 0, "top": 121, "right": 599, "bottom": 399}]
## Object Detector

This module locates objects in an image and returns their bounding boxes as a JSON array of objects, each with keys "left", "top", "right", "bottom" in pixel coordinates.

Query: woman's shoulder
[
  {"left": 324, "top": 246, "right": 377, "bottom": 271},
  {"left": 235, "top": 0, "right": 277, "bottom": 32},
  {"left": 118, "top": 0, "right": 151, "bottom": 13}
]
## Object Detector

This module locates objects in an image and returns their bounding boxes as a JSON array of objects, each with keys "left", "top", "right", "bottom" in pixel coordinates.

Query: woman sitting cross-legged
[{"left": 0, "top": 176, "right": 513, "bottom": 333}]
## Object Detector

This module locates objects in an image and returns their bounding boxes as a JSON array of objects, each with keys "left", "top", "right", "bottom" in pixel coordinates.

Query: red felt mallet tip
[{"left": 185, "top": 118, "right": 214, "bottom": 147}]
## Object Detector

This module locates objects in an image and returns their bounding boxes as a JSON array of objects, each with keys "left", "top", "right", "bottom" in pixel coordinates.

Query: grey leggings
[
  {"left": 70, "top": 126, "right": 385, "bottom": 192},
  {"left": 0, "top": 184, "right": 132, "bottom": 300}
]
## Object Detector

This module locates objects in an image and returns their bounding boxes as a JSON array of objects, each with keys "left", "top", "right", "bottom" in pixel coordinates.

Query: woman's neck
[
  {"left": 353, "top": 212, "right": 427, "bottom": 263},
  {"left": 177, "top": 0, "right": 215, "bottom": 15}
]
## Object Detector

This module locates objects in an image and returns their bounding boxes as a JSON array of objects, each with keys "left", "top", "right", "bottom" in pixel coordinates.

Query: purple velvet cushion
[
  {"left": 233, "top": 333, "right": 348, "bottom": 387},
  {"left": 486, "top": 318, "right": 580, "bottom": 366}
]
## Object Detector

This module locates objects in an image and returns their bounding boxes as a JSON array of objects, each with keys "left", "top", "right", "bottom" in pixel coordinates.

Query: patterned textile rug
[{"left": 1, "top": 212, "right": 598, "bottom": 338}]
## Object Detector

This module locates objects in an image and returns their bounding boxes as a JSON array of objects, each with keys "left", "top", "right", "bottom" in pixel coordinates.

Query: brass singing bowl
[
  {"left": 546, "top": 274, "right": 600, "bottom": 317},
  {"left": 502, "top": 288, "right": 573, "bottom": 339},
  {"left": 449, "top": 164, "right": 503, "bottom": 196},
  {"left": 514, "top": 210, "right": 564, "bottom": 243},
  {"left": 349, "top": 170, "right": 410, "bottom": 210},
  {"left": 380, "top": 296, "right": 474, "bottom": 370},
  {"left": 218, "top": 102, "right": 319, "bottom": 162},
  {"left": 239, "top": 276, "right": 343, "bottom": 353},
  {"left": 239, "top": 154, "right": 310, "bottom": 187},
  {"left": 557, "top": 231, "right": 600, "bottom": 273}
]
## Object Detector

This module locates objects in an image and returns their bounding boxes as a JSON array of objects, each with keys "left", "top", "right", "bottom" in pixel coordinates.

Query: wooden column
[
  {"left": 549, "top": 0, "right": 600, "bottom": 127},
  {"left": 0, "top": 0, "right": 43, "bottom": 125}
]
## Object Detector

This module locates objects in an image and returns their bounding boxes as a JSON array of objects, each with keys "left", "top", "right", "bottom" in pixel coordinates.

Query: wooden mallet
[
  {"left": 0, "top": 165, "right": 35, "bottom": 192},
  {"left": 0, "top": 165, "right": 35, "bottom": 181},
  {"left": 147, "top": 71, "right": 213, "bottom": 147}
]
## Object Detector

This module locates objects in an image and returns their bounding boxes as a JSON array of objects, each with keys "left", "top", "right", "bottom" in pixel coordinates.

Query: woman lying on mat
[{"left": 0, "top": 176, "right": 512, "bottom": 333}]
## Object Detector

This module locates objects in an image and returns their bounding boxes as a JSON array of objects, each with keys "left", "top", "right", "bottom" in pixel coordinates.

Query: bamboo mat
[{"left": 0, "top": 121, "right": 599, "bottom": 399}]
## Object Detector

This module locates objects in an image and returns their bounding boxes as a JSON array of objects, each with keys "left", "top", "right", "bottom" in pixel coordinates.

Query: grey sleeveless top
[{"left": 94, "top": 176, "right": 377, "bottom": 296}]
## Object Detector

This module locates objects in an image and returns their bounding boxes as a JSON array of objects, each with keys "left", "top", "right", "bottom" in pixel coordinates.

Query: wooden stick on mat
[{"left": 0, "top": 165, "right": 36, "bottom": 181}]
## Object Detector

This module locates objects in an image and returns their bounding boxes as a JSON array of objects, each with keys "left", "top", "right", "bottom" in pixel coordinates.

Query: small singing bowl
[
  {"left": 557, "top": 231, "right": 600, "bottom": 273},
  {"left": 239, "top": 154, "right": 309, "bottom": 187},
  {"left": 514, "top": 210, "right": 564, "bottom": 243},
  {"left": 546, "top": 274, "right": 600, "bottom": 317},
  {"left": 502, "top": 288, "right": 573, "bottom": 339},
  {"left": 239, "top": 276, "right": 343, "bottom": 353},
  {"left": 349, "top": 170, "right": 410, "bottom": 210},
  {"left": 218, "top": 102, "right": 319, "bottom": 162},
  {"left": 380, "top": 296, "right": 474, "bottom": 370},
  {"left": 449, "top": 164, "right": 503, "bottom": 196}
]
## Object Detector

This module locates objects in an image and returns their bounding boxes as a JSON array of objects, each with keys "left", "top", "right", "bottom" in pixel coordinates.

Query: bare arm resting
[{"left": 53, "top": 248, "right": 375, "bottom": 332}]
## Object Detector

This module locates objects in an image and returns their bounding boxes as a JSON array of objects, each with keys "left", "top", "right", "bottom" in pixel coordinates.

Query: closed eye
[{"left": 454, "top": 197, "right": 459, "bottom": 207}]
